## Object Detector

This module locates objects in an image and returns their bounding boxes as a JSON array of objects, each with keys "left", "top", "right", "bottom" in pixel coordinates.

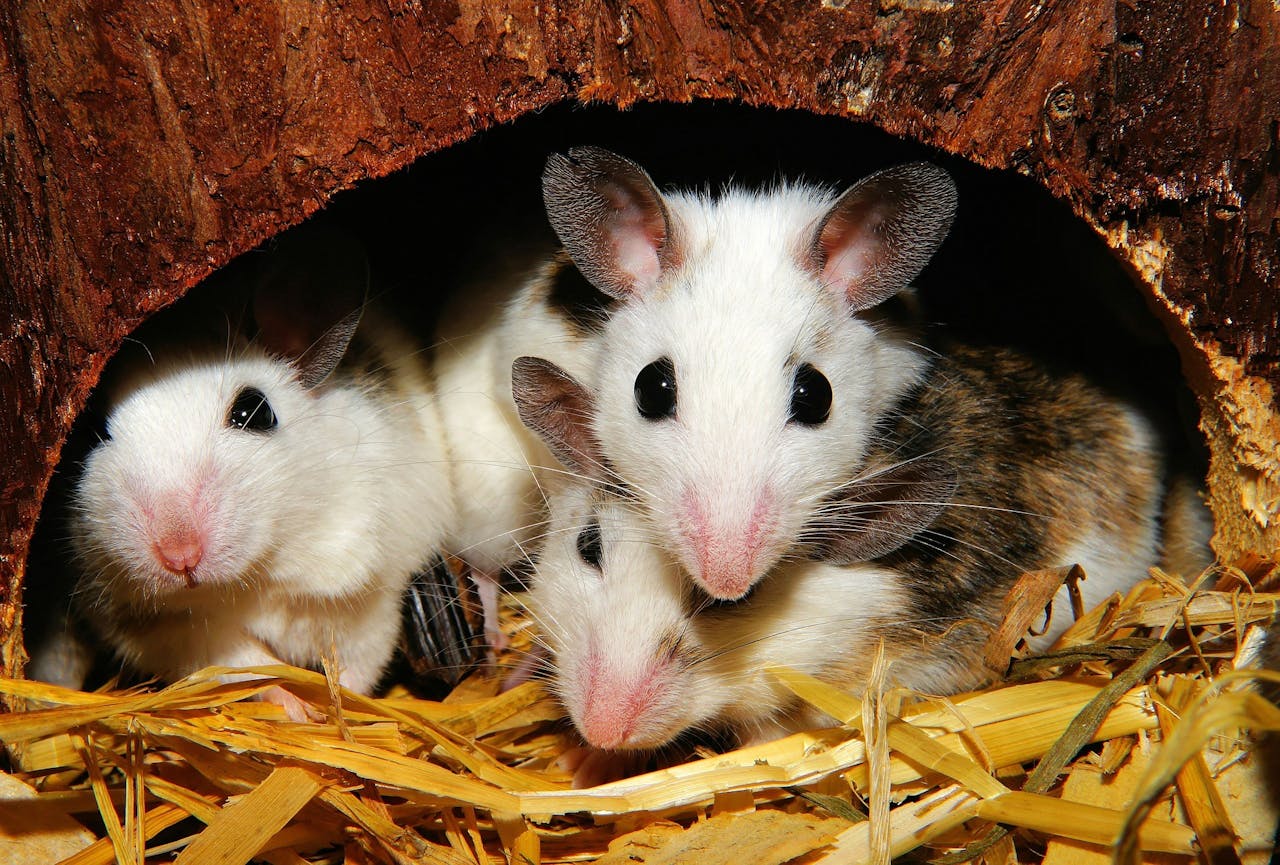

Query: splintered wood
[{"left": 2, "top": 563, "right": 1279, "bottom": 865}]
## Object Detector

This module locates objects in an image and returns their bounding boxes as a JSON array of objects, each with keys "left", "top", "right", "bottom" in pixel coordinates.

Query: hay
[{"left": 2, "top": 562, "right": 1279, "bottom": 865}]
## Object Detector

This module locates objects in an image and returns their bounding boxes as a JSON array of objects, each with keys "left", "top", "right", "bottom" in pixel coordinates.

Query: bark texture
[{"left": 2, "top": 0, "right": 1278, "bottom": 677}]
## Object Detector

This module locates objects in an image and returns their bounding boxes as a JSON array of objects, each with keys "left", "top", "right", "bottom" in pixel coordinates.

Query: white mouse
[
  {"left": 67, "top": 229, "right": 456, "bottom": 717},
  {"left": 537, "top": 147, "right": 957, "bottom": 601},
  {"left": 517, "top": 342, "right": 1183, "bottom": 761}
]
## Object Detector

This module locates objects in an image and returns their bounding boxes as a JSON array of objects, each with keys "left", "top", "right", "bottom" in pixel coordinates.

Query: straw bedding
[{"left": 2, "top": 559, "right": 1279, "bottom": 865}]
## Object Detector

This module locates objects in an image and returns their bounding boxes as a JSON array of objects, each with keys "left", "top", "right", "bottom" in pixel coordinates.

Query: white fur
[
  {"left": 433, "top": 256, "right": 601, "bottom": 577},
  {"left": 71, "top": 311, "right": 454, "bottom": 695}
]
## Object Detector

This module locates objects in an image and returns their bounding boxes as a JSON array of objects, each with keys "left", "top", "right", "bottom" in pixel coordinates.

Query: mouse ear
[
  {"left": 252, "top": 225, "right": 369, "bottom": 389},
  {"left": 511, "top": 356, "right": 607, "bottom": 482},
  {"left": 809, "top": 162, "right": 957, "bottom": 313},
  {"left": 802, "top": 457, "right": 958, "bottom": 563},
  {"left": 542, "top": 147, "right": 679, "bottom": 301}
]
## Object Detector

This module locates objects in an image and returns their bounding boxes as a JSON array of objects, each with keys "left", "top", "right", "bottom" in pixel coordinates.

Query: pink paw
[
  {"left": 260, "top": 685, "right": 323, "bottom": 722},
  {"left": 555, "top": 746, "right": 649, "bottom": 788},
  {"left": 470, "top": 570, "right": 509, "bottom": 655}
]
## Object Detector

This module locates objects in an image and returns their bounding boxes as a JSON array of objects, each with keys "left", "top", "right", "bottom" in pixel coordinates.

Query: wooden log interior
[{"left": 2, "top": 1, "right": 1277, "bottom": 679}]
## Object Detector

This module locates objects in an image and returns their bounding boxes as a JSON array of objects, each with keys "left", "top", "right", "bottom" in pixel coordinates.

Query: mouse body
[{"left": 432, "top": 247, "right": 606, "bottom": 647}]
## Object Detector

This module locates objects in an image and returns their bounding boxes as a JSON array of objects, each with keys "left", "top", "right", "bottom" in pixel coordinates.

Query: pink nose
[
  {"left": 579, "top": 678, "right": 651, "bottom": 749},
  {"left": 580, "top": 704, "right": 637, "bottom": 750},
  {"left": 681, "top": 489, "right": 777, "bottom": 599},
  {"left": 154, "top": 534, "right": 203, "bottom": 578},
  {"left": 577, "top": 657, "right": 669, "bottom": 750},
  {"left": 698, "top": 553, "right": 758, "bottom": 600}
]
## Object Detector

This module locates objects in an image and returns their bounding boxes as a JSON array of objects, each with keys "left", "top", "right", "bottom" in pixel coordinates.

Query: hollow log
[{"left": 2, "top": 1, "right": 1277, "bottom": 678}]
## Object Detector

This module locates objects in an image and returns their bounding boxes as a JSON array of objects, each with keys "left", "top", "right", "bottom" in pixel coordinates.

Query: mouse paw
[
  {"left": 469, "top": 570, "right": 510, "bottom": 654},
  {"left": 555, "top": 746, "right": 648, "bottom": 788},
  {"left": 260, "top": 685, "right": 324, "bottom": 723}
]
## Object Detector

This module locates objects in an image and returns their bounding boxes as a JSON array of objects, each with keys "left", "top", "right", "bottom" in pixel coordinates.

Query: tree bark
[{"left": 2, "top": 0, "right": 1277, "bottom": 677}]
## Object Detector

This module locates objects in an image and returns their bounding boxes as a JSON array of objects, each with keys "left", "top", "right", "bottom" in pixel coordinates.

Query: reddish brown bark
[{"left": 2, "top": 1, "right": 1278, "bottom": 677}]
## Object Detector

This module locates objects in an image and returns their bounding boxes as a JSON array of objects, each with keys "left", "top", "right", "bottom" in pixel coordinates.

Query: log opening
[{"left": 21, "top": 101, "right": 1209, "bottom": 682}]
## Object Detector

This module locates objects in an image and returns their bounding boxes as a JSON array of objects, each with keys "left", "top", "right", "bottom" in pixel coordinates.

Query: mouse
[
  {"left": 525, "top": 481, "right": 935, "bottom": 763},
  {"left": 536, "top": 146, "right": 958, "bottom": 601},
  {"left": 431, "top": 242, "right": 606, "bottom": 651},
  {"left": 63, "top": 227, "right": 457, "bottom": 718},
  {"left": 515, "top": 342, "right": 1199, "bottom": 774}
]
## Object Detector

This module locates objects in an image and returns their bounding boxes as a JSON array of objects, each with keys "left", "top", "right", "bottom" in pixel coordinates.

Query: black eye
[
  {"left": 227, "top": 387, "right": 277, "bottom": 432},
  {"left": 634, "top": 357, "right": 677, "bottom": 420},
  {"left": 576, "top": 521, "right": 603, "bottom": 569},
  {"left": 789, "top": 364, "right": 832, "bottom": 426}
]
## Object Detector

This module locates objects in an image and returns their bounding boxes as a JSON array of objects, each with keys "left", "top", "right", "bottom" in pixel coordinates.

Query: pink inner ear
[
  {"left": 600, "top": 182, "right": 665, "bottom": 294},
  {"left": 612, "top": 230, "right": 662, "bottom": 292},
  {"left": 820, "top": 232, "right": 879, "bottom": 293},
  {"left": 819, "top": 207, "right": 885, "bottom": 295}
]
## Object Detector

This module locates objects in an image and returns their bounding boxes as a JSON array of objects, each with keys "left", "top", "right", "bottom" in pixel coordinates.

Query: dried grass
[{"left": 2, "top": 560, "right": 1279, "bottom": 865}]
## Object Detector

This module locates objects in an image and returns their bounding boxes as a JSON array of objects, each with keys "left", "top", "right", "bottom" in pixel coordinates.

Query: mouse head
[
  {"left": 541, "top": 148, "right": 957, "bottom": 600},
  {"left": 526, "top": 483, "right": 719, "bottom": 751},
  {"left": 73, "top": 226, "right": 368, "bottom": 602}
]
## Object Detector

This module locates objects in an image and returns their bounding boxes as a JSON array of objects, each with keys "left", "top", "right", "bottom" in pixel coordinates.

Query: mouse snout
[
  {"left": 144, "top": 493, "right": 213, "bottom": 586},
  {"left": 677, "top": 487, "right": 778, "bottom": 600},
  {"left": 574, "top": 649, "right": 680, "bottom": 750},
  {"left": 153, "top": 529, "right": 204, "bottom": 577}
]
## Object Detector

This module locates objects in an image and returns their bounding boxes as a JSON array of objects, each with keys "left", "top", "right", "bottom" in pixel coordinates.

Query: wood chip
[
  {"left": 173, "top": 762, "right": 325, "bottom": 865},
  {"left": 594, "top": 810, "right": 841, "bottom": 865},
  {"left": 983, "top": 566, "right": 1077, "bottom": 676},
  {"left": 0, "top": 772, "right": 97, "bottom": 865}
]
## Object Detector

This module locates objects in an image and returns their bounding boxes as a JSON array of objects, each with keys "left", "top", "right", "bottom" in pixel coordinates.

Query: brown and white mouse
[
  {"left": 518, "top": 342, "right": 1185, "bottom": 773},
  {"left": 434, "top": 147, "right": 956, "bottom": 633}
]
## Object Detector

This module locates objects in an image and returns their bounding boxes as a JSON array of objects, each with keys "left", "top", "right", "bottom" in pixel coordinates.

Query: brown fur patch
[
  {"left": 535, "top": 252, "right": 617, "bottom": 337},
  {"left": 870, "top": 343, "right": 1161, "bottom": 651}
]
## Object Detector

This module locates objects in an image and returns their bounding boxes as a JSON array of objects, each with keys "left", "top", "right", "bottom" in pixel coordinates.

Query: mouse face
[
  {"left": 61, "top": 226, "right": 460, "bottom": 703},
  {"left": 590, "top": 187, "right": 927, "bottom": 600},
  {"left": 74, "top": 347, "right": 326, "bottom": 604},
  {"left": 73, "top": 233, "right": 383, "bottom": 611},
  {"left": 540, "top": 149, "right": 956, "bottom": 600},
  {"left": 527, "top": 484, "right": 716, "bottom": 750}
]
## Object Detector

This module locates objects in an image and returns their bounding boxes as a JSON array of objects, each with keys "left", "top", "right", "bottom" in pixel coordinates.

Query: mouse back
[
  {"left": 432, "top": 245, "right": 607, "bottom": 578},
  {"left": 818, "top": 342, "right": 1166, "bottom": 655}
]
